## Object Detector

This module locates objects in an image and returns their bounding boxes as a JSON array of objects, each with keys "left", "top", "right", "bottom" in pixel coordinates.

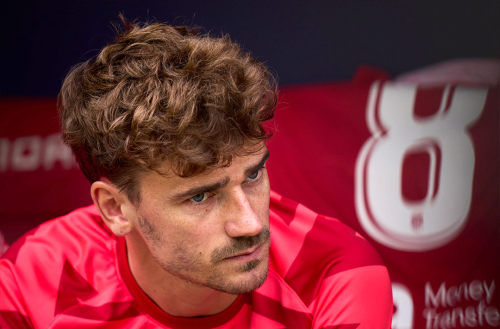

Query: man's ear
[{"left": 91, "top": 178, "right": 135, "bottom": 237}]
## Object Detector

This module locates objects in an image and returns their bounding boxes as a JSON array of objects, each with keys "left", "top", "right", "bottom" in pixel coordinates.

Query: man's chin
[{"left": 206, "top": 260, "right": 270, "bottom": 295}]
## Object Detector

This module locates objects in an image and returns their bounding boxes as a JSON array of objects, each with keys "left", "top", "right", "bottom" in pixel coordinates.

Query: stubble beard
[
  {"left": 142, "top": 218, "right": 272, "bottom": 295},
  {"left": 205, "top": 240, "right": 271, "bottom": 295},
  {"left": 157, "top": 241, "right": 270, "bottom": 295}
]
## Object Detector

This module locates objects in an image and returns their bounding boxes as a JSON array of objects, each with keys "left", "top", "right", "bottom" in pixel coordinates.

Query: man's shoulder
[
  {"left": 0, "top": 206, "right": 140, "bottom": 328},
  {"left": 268, "top": 190, "right": 386, "bottom": 307},
  {"left": 1, "top": 204, "right": 112, "bottom": 267},
  {"left": 269, "top": 190, "right": 384, "bottom": 270}
]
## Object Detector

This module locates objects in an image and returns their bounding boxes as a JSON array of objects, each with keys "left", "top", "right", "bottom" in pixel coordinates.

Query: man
[{"left": 0, "top": 19, "right": 393, "bottom": 328}]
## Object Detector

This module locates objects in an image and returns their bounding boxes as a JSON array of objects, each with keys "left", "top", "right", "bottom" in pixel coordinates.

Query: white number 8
[{"left": 355, "top": 82, "right": 487, "bottom": 251}]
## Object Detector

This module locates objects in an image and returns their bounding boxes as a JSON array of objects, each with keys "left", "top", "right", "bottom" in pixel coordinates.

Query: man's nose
[{"left": 224, "top": 188, "right": 263, "bottom": 238}]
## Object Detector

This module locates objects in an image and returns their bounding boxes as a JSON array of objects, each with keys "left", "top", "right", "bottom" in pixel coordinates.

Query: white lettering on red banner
[
  {"left": 43, "top": 134, "right": 75, "bottom": 170},
  {"left": 423, "top": 280, "right": 499, "bottom": 328},
  {"left": 392, "top": 282, "right": 414, "bottom": 329},
  {"left": 12, "top": 135, "right": 42, "bottom": 171},
  {"left": 355, "top": 82, "right": 487, "bottom": 251},
  {"left": 0, "top": 134, "right": 77, "bottom": 172}
]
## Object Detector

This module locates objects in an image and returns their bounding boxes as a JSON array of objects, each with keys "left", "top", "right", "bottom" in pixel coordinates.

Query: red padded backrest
[
  {"left": 1, "top": 68, "right": 498, "bottom": 328},
  {"left": 266, "top": 67, "right": 499, "bottom": 329},
  {"left": 0, "top": 98, "right": 92, "bottom": 244}
]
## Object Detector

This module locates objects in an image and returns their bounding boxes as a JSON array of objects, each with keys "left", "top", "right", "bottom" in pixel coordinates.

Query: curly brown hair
[{"left": 58, "top": 18, "right": 277, "bottom": 205}]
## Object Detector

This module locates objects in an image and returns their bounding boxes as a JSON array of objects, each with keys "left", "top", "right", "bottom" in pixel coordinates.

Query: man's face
[{"left": 131, "top": 147, "right": 271, "bottom": 295}]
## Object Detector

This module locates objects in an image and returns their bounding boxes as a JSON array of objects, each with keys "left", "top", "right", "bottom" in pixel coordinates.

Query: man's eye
[
  {"left": 189, "top": 193, "right": 208, "bottom": 203},
  {"left": 246, "top": 171, "right": 259, "bottom": 181}
]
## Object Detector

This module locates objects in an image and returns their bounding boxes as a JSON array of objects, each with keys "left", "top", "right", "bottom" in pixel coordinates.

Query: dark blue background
[{"left": 1, "top": 1, "right": 499, "bottom": 96}]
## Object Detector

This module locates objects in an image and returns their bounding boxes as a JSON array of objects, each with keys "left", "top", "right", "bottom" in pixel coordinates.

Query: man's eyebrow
[
  {"left": 169, "top": 150, "right": 270, "bottom": 202},
  {"left": 244, "top": 149, "right": 270, "bottom": 177},
  {"left": 170, "top": 177, "right": 231, "bottom": 201}
]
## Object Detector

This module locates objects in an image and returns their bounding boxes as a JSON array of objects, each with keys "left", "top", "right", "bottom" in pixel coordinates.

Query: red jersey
[{"left": 0, "top": 190, "right": 392, "bottom": 328}]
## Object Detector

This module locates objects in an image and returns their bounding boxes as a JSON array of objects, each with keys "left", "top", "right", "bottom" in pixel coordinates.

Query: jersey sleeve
[
  {"left": 0, "top": 245, "right": 35, "bottom": 329},
  {"left": 0, "top": 206, "right": 122, "bottom": 329},
  {"left": 311, "top": 265, "right": 392, "bottom": 329},
  {"left": 269, "top": 192, "right": 393, "bottom": 329},
  {"left": 304, "top": 220, "right": 393, "bottom": 329}
]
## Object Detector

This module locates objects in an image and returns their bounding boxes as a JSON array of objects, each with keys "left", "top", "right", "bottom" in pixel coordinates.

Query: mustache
[{"left": 211, "top": 227, "right": 271, "bottom": 264}]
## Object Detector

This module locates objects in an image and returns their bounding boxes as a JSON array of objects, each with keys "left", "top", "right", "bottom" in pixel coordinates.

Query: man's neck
[{"left": 125, "top": 230, "right": 238, "bottom": 317}]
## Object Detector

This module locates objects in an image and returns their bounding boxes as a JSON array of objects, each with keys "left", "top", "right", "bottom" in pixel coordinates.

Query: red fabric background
[
  {"left": 0, "top": 67, "right": 498, "bottom": 328},
  {"left": 266, "top": 67, "right": 499, "bottom": 328},
  {"left": 0, "top": 98, "right": 92, "bottom": 242}
]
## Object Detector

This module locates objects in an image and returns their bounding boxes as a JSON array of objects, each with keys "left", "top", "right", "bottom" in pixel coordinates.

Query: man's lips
[{"left": 223, "top": 244, "right": 264, "bottom": 262}]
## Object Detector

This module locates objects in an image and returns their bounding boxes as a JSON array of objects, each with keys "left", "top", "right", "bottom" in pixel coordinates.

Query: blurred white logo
[
  {"left": 392, "top": 283, "right": 414, "bottom": 329},
  {"left": 355, "top": 82, "right": 487, "bottom": 251},
  {"left": 0, "top": 133, "right": 77, "bottom": 172}
]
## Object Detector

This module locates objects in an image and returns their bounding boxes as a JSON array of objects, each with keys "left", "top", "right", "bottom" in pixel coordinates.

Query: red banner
[
  {"left": 0, "top": 98, "right": 92, "bottom": 242},
  {"left": 267, "top": 67, "right": 499, "bottom": 328},
  {"left": 0, "top": 67, "right": 498, "bottom": 328}
]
